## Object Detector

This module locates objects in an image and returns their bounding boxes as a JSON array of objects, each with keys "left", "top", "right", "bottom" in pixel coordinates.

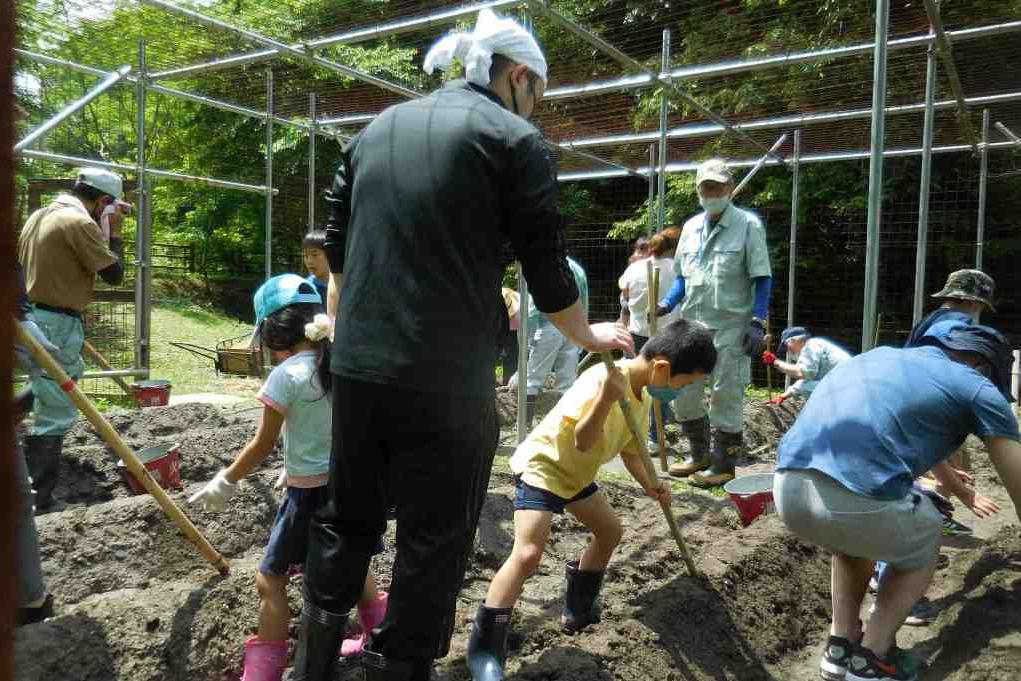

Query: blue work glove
[
  {"left": 741, "top": 319, "right": 766, "bottom": 358},
  {"left": 15, "top": 319, "right": 59, "bottom": 372}
]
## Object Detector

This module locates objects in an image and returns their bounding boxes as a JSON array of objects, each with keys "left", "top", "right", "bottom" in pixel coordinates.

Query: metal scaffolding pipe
[
  {"left": 151, "top": 0, "right": 524, "bottom": 80},
  {"left": 544, "top": 19, "right": 1021, "bottom": 102},
  {"left": 786, "top": 129, "right": 801, "bottom": 375},
  {"left": 309, "top": 93, "right": 317, "bottom": 231},
  {"left": 562, "top": 90, "right": 1021, "bottom": 150},
  {"left": 862, "top": 0, "right": 890, "bottom": 352},
  {"left": 657, "top": 29, "right": 670, "bottom": 231},
  {"left": 922, "top": 0, "right": 978, "bottom": 152},
  {"left": 557, "top": 140, "right": 1020, "bottom": 182},
  {"left": 732, "top": 134, "right": 789, "bottom": 199},
  {"left": 976, "top": 109, "right": 990, "bottom": 270},
  {"left": 647, "top": 145, "right": 656, "bottom": 236},
  {"left": 265, "top": 69, "right": 274, "bottom": 280},
  {"left": 913, "top": 44, "right": 937, "bottom": 325},
  {"left": 139, "top": 0, "right": 421, "bottom": 99},
  {"left": 135, "top": 41, "right": 151, "bottom": 372},
  {"left": 996, "top": 121, "right": 1021, "bottom": 145},
  {"left": 557, "top": 143, "right": 641, "bottom": 177},
  {"left": 516, "top": 262, "right": 529, "bottom": 445},
  {"left": 19, "top": 148, "right": 277, "bottom": 194},
  {"left": 15, "top": 65, "right": 132, "bottom": 152},
  {"left": 317, "top": 113, "right": 377, "bottom": 126}
]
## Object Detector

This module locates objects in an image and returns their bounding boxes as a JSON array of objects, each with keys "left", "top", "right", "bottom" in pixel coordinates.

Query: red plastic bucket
[
  {"left": 132, "top": 380, "right": 172, "bottom": 408},
  {"left": 118, "top": 442, "right": 183, "bottom": 495},
  {"left": 723, "top": 473, "right": 775, "bottom": 527}
]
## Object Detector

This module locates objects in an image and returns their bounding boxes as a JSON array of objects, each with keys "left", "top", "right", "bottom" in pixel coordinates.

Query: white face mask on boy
[{"left": 699, "top": 195, "right": 730, "bottom": 217}]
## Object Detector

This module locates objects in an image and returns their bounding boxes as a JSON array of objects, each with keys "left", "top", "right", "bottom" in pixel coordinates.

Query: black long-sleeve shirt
[{"left": 324, "top": 80, "right": 579, "bottom": 396}]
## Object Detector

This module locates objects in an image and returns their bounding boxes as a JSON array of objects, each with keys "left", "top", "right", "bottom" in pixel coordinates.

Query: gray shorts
[{"left": 774, "top": 469, "right": 942, "bottom": 570}]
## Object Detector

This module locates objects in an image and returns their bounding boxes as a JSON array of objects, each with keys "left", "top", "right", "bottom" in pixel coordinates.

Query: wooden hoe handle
[
  {"left": 599, "top": 353, "right": 699, "bottom": 577},
  {"left": 16, "top": 321, "right": 230, "bottom": 576},
  {"left": 82, "top": 340, "right": 136, "bottom": 397}
]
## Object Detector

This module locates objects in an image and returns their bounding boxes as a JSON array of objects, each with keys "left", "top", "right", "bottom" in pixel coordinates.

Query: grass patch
[{"left": 149, "top": 304, "right": 262, "bottom": 398}]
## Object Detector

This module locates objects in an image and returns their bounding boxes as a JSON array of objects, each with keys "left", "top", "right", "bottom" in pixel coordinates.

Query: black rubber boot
[
  {"left": 668, "top": 417, "right": 711, "bottom": 478},
  {"left": 361, "top": 649, "right": 432, "bottom": 681},
  {"left": 291, "top": 597, "right": 348, "bottom": 681},
  {"left": 466, "top": 605, "right": 512, "bottom": 681},
  {"left": 561, "top": 560, "right": 604, "bottom": 634},
  {"left": 690, "top": 429, "right": 741, "bottom": 488},
  {"left": 525, "top": 394, "right": 538, "bottom": 429},
  {"left": 17, "top": 593, "right": 54, "bottom": 627},
  {"left": 25, "top": 435, "right": 62, "bottom": 511}
]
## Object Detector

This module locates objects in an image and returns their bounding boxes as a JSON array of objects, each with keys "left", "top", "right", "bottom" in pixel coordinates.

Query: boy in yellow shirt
[{"left": 467, "top": 319, "right": 717, "bottom": 681}]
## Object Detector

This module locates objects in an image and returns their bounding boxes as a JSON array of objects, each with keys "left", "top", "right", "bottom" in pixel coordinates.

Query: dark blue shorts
[
  {"left": 259, "top": 486, "right": 384, "bottom": 576},
  {"left": 513, "top": 476, "right": 598, "bottom": 515}
]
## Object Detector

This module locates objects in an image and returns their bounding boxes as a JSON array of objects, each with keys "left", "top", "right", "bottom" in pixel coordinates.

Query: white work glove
[
  {"left": 188, "top": 470, "right": 238, "bottom": 511},
  {"left": 16, "top": 319, "right": 59, "bottom": 372},
  {"left": 274, "top": 468, "right": 288, "bottom": 491}
]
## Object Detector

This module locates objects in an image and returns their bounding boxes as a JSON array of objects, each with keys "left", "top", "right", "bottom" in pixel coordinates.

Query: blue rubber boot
[{"left": 466, "top": 605, "right": 512, "bottom": 681}]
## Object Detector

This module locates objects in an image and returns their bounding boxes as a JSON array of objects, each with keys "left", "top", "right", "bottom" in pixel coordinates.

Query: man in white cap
[
  {"left": 299, "top": 10, "right": 632, "bottom": 681},
  {"left": 656, "top": 158, "right": 773, "bottom": 488},
  {"left": 17, "top": 167, "right": 129, "bottom": 510}
]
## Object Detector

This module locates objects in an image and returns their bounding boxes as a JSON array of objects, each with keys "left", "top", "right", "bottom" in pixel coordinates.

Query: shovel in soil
[
  {"left": 600, "top": 353, "right": 699, "bottom": 577},
  {"left": 16, "top": 320, "right": 230, "bottom": 576}
]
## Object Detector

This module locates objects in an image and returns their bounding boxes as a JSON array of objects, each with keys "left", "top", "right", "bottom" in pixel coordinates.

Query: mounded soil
[{"left": 14, "top": 401, "right": 1021, "bottom": 680}]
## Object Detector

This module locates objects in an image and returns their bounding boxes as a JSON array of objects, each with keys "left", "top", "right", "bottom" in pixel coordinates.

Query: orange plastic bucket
[
  {"left": 118, "top": 442, "right": 182, "bottom": 495},
  {"left": 132, "top": 380, "right": 172, "bottom": 408},
  {"left": 723, "top": 473, "right": 775, "bottom": 527}
]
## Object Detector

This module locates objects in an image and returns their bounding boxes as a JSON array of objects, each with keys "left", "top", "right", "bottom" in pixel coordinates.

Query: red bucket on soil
[
  {"left": 723, "top": 473, "right": 775, "bottom": 527},
  {"left": 117, "top": 442, "right": 183, "bottom": 495},
  {"left": 132, "top": 380, "right": 172, "bottom": 408}
]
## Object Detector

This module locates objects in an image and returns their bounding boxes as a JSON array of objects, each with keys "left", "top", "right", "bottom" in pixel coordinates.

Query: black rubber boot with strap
[
  {"left": 561, "top": 560, "right": 604, "bottom": 634},
  {"left": 668, "top": 417, "right": 711, "bottom": 478},
  {"left": 690, "top": 429, "right": 741, "bottom": 488},
  {"left": 291, "top": 597, "right": 348, "bottom": 681},
  {"left": 25, "top": 435, "right": 62, "bottom": 511},
  {"left": 466, "top": 605, "right": 512, "bottom": 681},
  {"left": 361, "top": 649, "right": 432, "bottom": 681}
]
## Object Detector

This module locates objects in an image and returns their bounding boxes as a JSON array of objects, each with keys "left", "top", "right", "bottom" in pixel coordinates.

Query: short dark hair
[
  {"left": 71, "top": 181, "right": 111, "bottom": 203},
  {"left": 303, "top": 230, "right": 326, "bottom": 250},
  {"left": 489, "top": 54, "right": 540, "bottom": 95},
  {"left": 641, "top": 319, "right": 717, "bottom": 376},
  {"left": 260, "top": 301, "right": 332, "bottom": 397}
]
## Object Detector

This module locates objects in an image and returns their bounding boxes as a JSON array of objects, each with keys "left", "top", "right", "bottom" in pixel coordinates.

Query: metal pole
[
  {"left": 134, "top": 42, "right": 151, "bottom": 373},
  {"left": 557, "top": 142, "right": 641, "bottom": 177},
  {"left": 862, "top": 0, "right": 890, "bottom": 352},
  {"left": 786, "top": 130, "right": 801, "bottom": 389},
  {"left": 516, "top": 263, "right": 530, "bottom": 444},
  {"left": 308, "top": 93, "right": 317, "bottom": 231},
  {"left": 265, "top": 69, "right": 274, "bottom": 281},
  {"left": 647, "top": 145, "right": 656, "bottom": 236},
  {"left": 976, "top": 109, "right": 989, "bottom": 270},
  {"left": 913, "top": 44, "right": 937, "bottom": 325},
  {"left": 657, "top": 29, "right": 671, "bottom": 231},
  {"left": 15, "top": 65, "right": 132, "bottom": 153},
  {"left": 996, "top": 121, "right": 1021, "bottom": 146},
  {"left": 732, "top": 133, "right": 789, "bottom": 199},
  {"left": 921, "top": 0, "right": 979, "bottom": 152}
]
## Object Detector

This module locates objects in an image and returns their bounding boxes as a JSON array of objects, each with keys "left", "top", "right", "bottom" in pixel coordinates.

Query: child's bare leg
[
  {"left": 256, "top": 572, "right": 290, "bottom": 641},
  {"left": 485, "top": 510, "right": 553, "bottom": 609},
  {"left": 567, "top": 490, "right": 622, "bottom": 572},
  {"left": 357, "top": 570, "right": 378, "bottom": 610}
]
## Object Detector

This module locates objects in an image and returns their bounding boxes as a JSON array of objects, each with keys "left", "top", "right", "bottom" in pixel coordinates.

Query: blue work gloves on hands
[{"left": 741, "top": 319, "right": 766, "bottom": 358}]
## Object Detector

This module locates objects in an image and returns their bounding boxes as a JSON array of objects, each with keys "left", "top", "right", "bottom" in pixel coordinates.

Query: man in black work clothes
[{"left": 295, "top": 9, "right": 634, "bottom": 681}]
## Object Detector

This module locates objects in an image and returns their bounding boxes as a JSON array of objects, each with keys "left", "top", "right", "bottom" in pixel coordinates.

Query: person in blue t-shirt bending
[{"left": 774, "top": 323, "right": 1021, "bottom": 681}]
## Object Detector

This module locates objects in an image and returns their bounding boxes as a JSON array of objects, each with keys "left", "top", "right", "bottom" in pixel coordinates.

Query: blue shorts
[
  {"left": 513, "top": 476, "right": 598, "bottom": 515},
  {"left": 259, "top": 486, "right": 384, "bottom": 576}
]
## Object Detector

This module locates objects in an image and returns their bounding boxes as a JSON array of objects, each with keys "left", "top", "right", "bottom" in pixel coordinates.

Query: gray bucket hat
[{"left": 931, "top": 269, "right": 996, "bottom": 311}]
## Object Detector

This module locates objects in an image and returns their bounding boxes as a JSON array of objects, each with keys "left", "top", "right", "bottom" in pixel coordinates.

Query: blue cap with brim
[
  {"left": 778, "top": 326, "right": 809, "bottom": 354},
  {"left": 918, "top": 321, "right": 1015, "bottom": 402},
  {"left": 254, "top": 274, "right": 323, "bottom": 327}
]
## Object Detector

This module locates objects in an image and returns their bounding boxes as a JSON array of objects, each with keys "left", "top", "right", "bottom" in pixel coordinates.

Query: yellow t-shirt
[{"left": 511, "top": 359, "right": 651, "bottom": 499}]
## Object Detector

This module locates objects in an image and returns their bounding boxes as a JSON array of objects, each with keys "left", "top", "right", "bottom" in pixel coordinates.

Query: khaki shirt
[
  {"left": 18, "top": 195, "right": 117, "bottom": 312},
  {"left": 672, "top": 204, "right": 771, "bottom": 328}
]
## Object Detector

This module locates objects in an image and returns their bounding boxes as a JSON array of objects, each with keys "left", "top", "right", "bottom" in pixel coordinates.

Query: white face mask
[{"left": 699, "top": 195, "right": 730, "bottom": 217}]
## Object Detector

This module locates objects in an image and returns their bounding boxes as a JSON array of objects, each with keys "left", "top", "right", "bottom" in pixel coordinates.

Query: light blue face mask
[
  {"left": 647, "top": 384, "right": 683, "bottom": 402},
  {"left": 699, "top": 196, "right": 730, "bottom": 217}
]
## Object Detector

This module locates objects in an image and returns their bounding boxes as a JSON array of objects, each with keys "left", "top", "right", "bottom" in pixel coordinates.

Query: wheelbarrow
[{"left": 170, "top": 332, "right": 266, "bottom": 378}]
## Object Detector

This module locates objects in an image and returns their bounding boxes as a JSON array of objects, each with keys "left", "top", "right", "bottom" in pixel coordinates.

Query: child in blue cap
[{"left": 190, "top": 274, "right": 386, "bottom": 681}]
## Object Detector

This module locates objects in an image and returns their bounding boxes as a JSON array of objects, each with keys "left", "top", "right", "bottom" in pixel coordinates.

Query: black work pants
[
  {"left": 498, "top": 329, "right": 518, "bottom": 385},
  {"left": 305, "top": 376, "right": 499, "bottom": 660}
]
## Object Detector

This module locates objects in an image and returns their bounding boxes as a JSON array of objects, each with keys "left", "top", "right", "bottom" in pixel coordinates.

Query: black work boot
[
  {"left": 668, "top": 417, "right": 711, "bottom": 478},
  {"left": 291, "top": 597, "right": 348, "bottom": 681},
  {"left": 361, "top": 649, "right": 432, "bottom": 681},
  {"left": 17, "top": 593, "right": 54, "bottom": 627},
  {"left": 691, "top": 429, "right": 741, "bottom": 488},
  {"left": 25, "top": 435, "right": 63, "bottom": 511},
  {"left": 561, "top": 561, "right": 604, "bottom": 634},
  {"left": 525, "top": 394, "right": 538, "bottom": 429},
  {"left": 466, "top": 605, "right": 512, "bottom": 681}
]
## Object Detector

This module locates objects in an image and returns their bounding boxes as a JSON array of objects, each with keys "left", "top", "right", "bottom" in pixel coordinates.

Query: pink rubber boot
[
  {"left": 240, "top": 636, "right": 288, "bottom": 681},
  {"left": 340, "top": 591, "right": 388, "bottom": 657}
]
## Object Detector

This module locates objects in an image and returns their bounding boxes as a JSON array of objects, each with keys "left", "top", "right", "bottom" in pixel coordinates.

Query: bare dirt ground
[{"left": 13, "top": 400, "right": 1021, "bottom": 680}]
